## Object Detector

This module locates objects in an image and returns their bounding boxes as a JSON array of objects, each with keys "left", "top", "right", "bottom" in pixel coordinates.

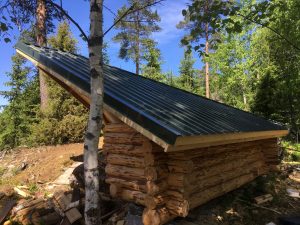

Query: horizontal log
[
  {"left": 167, "top": 152, "right": 265, "bottom": 187},
  {"left": 115, "top": 189, "right": 146, "bottom": 206},
  {"left": 105, "top": 164, "right": 146, "bottom": 181},
  {"left": 104, "top": 133, "right": 146, "bottom": 145},
  {"left": 103, "top": 144, "right": 147, "bottom": 156},
  {"left": 168, "top": 146, "right": 261, "bottom": 173},
  {"left": 106, "top": 177, "right": 146, "bottom": 192},
  {"left": 107, "top": 154, "right": 147, "bottom": 168},
  {"left": 189, "top": 172, "right": 257, "bottom": 208},
  {"left": 104, "top": 123, "right": 136, "bottom": 133},
  {"left": 168, "top": 140, "right": 268, "bottom": 160}
]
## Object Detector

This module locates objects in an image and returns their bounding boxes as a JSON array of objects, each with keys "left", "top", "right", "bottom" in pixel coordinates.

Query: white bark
[{"left": 84, "top": 0, "right": 103, "bottom": 224}]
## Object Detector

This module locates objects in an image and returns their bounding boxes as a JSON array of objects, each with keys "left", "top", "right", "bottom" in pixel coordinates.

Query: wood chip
[{"left": 13, "top": 187, "right": 31, "bottom": 198}]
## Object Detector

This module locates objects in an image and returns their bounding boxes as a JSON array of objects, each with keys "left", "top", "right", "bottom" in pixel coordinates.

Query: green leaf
[
  {"left": 182, "top": 9, "right": 187, "bottom": 16},
  {"left": 4, "top": 37, "right": 11, "bottom": 43},
  {"left": 0, "top": 22, "right": 8, "bottom": 32}
]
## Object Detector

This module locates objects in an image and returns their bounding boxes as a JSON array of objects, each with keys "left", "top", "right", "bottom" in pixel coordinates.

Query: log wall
[{"left": 103, "top": 122, "right": 279, "bottom": 225}]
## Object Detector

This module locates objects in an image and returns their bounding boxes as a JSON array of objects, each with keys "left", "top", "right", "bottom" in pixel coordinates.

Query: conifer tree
[
  {"left": 0, "top": 54, "right": 39, "bottom": 149},
  {"left": 177, "top": 0, "right": 236, "bottom": 98},
  {"left": 141, "top": 39, "right": 165, "bottom": 81},
  {"left": 113, "top": 0, "right": 161, "bottom": 75},
  {"left": 178, "top": 50, "right": 197, "bottom": 93},
  {"left": 30, "top": 22, "right": 88, "bottom": 145}
]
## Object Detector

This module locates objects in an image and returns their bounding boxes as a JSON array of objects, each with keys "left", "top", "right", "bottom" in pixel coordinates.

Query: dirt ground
[
  {"left": 0, "top": 144, "right": 300, "bottom": 225},
  {"left": 0, "top": 143, "right": 84, "bottom": 194}
]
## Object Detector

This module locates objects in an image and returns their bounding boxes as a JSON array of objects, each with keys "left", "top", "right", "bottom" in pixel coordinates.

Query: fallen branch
[{"left": 237, "top": 199, "right": 281, "bottom": 215}]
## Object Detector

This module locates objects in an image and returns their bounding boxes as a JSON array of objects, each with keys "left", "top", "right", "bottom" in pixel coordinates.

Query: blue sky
[{"left": 0, "top": 0, "right": 202, "bottom": 106}]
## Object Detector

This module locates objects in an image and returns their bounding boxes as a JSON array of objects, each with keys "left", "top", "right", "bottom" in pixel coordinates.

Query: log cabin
[{"left": 16, "top": 42, "right": 288, "bottom": 225}]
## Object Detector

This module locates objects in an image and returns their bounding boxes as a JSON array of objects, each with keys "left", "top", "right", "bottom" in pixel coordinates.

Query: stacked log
[
  {"left": 104, "top": 123, "right": 168, "bottom": 208},
  {"left": 103, "top": 122, "right": 279, "bottom": 225},
  {"left": 165, "top": 140, "right": 272, "bottom": 216}
]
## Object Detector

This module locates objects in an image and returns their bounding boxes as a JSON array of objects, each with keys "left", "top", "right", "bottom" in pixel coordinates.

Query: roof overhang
[{"left": 16, "top": 48, "right": 289, "bottom": 152}]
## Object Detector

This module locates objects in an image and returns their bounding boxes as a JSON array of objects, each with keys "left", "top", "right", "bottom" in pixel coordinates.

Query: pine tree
[
  {"left": 0, "top": 54, "right": 39, "bottom": 149},
  {"left": 177, "top": 0, "right": 236, "bottom": 98},
  {"left": 141, "top": 39, "right": 165, "bottom": 81},
  {"left": 29, "top": 22, "right": 88, "bottom": 145},
  {"left": 113, "top": 0, "right": 161, "bottom": 75}
]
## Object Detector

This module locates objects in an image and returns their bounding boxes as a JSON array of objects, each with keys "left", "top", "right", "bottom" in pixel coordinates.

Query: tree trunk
[
  {"left": 84, "top": 0, "right": 103, "bottom": 224},
  {"left": 135, "top": 11, "right": 140, "bottom": 75},
  {"left": 36, "top": 0, "right": 49, "bottom": 110},
  {"left": 205, "top": 22, "right": 210, "bottom": 99}
]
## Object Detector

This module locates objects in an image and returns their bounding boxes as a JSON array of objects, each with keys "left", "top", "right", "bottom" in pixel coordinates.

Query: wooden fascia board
[
  {"left": 166, "top": 130, "right": 289, "bottom": 152},
  {"left": 17, "top": 49, "right": 170, "bottom": 150}
]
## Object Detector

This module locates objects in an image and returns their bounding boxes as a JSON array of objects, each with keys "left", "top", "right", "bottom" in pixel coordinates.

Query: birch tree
[{"left": 84, "top": 0, "right": 103, "bottom": 224}]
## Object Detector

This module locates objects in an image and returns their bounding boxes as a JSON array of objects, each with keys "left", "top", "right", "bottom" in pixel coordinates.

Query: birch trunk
[
  {"left": 84, "top": 0, "right": 103, "bottom": 224},
  {"left": 36, "top": 0, "right": 49, "bottom": 110}
]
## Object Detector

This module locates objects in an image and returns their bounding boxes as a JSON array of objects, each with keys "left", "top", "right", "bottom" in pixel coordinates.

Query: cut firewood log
[
  {"left": 12, "top": 198, "right": 44, "bottom": 215},
  {"left": 254, "top": 194, "right": 273, "bottom": 204},
  {"left": 13, "top": 187, "right": 31, "bottom": 198},
  {"left": 54, "top": 192, "right": 82, "bottom": 224}
]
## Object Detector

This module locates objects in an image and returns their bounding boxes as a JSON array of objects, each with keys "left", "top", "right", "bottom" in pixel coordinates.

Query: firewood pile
[{"left": 0, "top": 190, "right": 82, "bottom": 225}]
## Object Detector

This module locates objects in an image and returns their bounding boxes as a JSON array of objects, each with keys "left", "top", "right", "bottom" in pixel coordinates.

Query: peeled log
[
  {"left": 105, "top": 164, "right": 146, "bottom": 181},
  {"left": 116, "top": 189, "right": 146, "bottom": 205},
  {"left": 145, "top": 165, "right": 169, "bottom": 181},
  {"left": 145, "top": 193, "right": 168, "bottom": 209},
  {"left": 142, "top": 208, "right": 175, "bottom": 225},
  {"left": 106, "top": 177, "right": 146, "bottom": 192},
  {"left": 146, "top": 180, "right": 168, "bottom": 196},
  {"left": 166, "top": 199, "right": 189, "bottom": 217},
  {"left": 107, "top": 154, "right": 146, "bottom": 168},
  {"left": 103, "top": 144, "right": 147, "bottom": 156},
  {"left": 104, "top": 123, "right": 136, "bottom": 133},
  {"left": 104, "top": 133, "right": 146, "bottom": 145},
  {"left": 189, "top": 173, "right": 256, "bottom": 208}
]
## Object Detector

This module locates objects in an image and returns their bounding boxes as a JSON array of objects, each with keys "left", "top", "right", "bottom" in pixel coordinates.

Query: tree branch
[
  {"left": 103, "top": 0, "right": 165, "bottom": 37},
  {"left": 237, "top": 13, "right": 300, "bottom": 51},
  {"left": 45, "top": 0, "right": 88, "bottom": 42}
]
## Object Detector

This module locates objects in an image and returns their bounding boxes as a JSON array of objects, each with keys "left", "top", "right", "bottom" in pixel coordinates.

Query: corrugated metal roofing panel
[{"left": 16, "top": 42, "right": 286, "bottom": 145}]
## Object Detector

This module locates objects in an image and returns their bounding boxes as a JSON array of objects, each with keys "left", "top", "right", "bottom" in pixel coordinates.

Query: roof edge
[{"left": 166, "top": 129, "right": 289, "bottom": 152}]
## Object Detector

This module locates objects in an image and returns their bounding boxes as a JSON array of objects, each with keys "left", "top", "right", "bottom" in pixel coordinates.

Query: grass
[
  {"left": 281, "top": 140, "right": 300, "bottom": 162},
  {"left": 28, "top": 183, "right": 39, "bottom": 194}
]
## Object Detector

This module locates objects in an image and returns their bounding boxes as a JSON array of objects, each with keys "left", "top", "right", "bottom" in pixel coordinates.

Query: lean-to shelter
[{"left": 16, "top": 42, "right": 288, "bottom": 225}]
